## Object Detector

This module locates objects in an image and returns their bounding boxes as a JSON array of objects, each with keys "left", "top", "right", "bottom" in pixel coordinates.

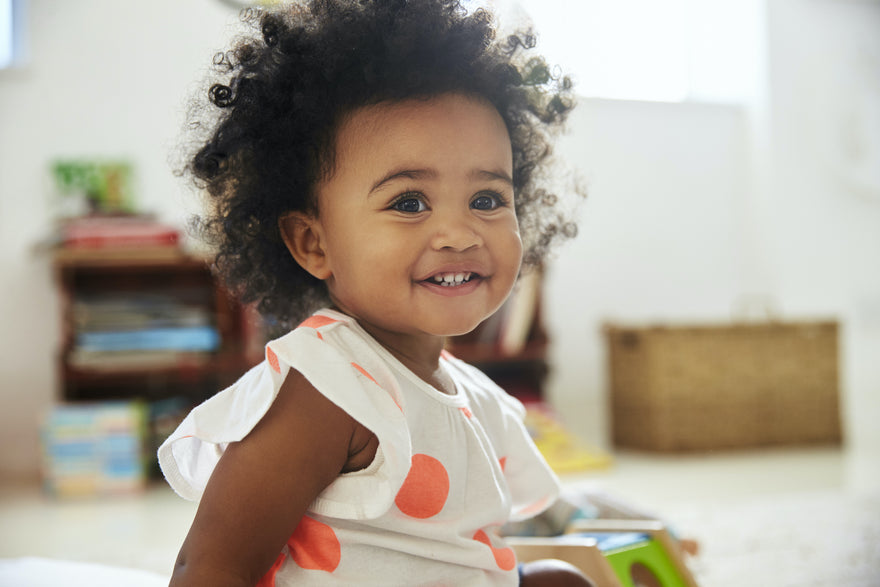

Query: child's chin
[
  {"left": 438, "top": 328, "right": 476, "bottom": 338},
  {"left": 432, "top": 318, "right": 485, "bottom": 338}
]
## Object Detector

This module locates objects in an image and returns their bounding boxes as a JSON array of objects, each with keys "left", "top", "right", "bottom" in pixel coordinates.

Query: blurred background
[{"left": 1, "top": 0, "right": 878, "bottom": 585}]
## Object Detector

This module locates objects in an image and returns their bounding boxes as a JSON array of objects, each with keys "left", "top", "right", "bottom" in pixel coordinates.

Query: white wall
[
  {"left": 542, "top": 0, "right": 880, "bottom": 455},
  {"left": 761, "top": 0, "right": 880, "bottom": 455},
  {"left": 543, "top": 98, "right": 751, "bottom": 446},
  {"left": 0, "top": 0, "right": 236, "bottom": 478},
  {"left": 1, "top": 0, "right": 878, "bottom": 478}
]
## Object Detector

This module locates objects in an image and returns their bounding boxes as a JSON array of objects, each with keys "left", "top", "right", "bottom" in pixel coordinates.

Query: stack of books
[
  {"left": 41, "top": 402, "right": 148, "bottom": 497},
  {"left": 52, "top": 214, "right": 185, "bottom": 262},
  {"left": 69, "top": 292, "right": 220, "bottom": 371},
  {"left": 60, "top": 215, "right": 179, "bottom": 249}
]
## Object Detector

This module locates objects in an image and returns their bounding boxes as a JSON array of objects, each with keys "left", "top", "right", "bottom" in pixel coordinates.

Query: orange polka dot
[
  {"left": 287, "top": 515, "right": 341, "bottom": 573},
  {"left": 267, "top": 347, "right": 281, "bottom": 373},
  {"left": 473, "top": 529, "right": 517, "bottom": 571},
  {"left": 498, "top": 456, "right": 507, "bottom": 472},
  {"left": 256, "top": 550, "right": 286, "bottom": 587},
  {"left": 299, "top": 315, "right": 339, "bottom": 329},
  {"left": 394, "top": 454, "right": 450, "bottom": 519},
  {"left": 459, "top": 407, "right": 473, "bottom": 419}
]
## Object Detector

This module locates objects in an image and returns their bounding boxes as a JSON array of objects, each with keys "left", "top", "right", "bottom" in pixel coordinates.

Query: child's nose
[{"left": 429, "top": 209, "right": 484, "bottom": 252}]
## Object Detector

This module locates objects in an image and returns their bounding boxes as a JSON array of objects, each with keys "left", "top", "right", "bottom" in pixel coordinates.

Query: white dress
[{"left": 158, "top": 309, "right": 559, "bottom": 586}]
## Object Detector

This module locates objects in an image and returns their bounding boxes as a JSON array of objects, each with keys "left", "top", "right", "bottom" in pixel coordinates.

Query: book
[
  {"left": 73, "top": 294, "right": 213, "bottom": 332},
  {"left": 524, "top": 402, "right": 613, "bottom": 474},
  {"left": 75, "top": 326, "right": 220, "bottom": 353},
  {"left": 498, "top": 270, "right": 541, "bottom": 355},
  {"left": 59, "top": 215, "right": 180, "bottom": 249},
  {"left": 67, "top": 349, "right": 213, "bottom": 371}
]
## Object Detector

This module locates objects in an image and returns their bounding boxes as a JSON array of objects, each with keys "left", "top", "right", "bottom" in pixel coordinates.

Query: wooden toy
[
  {"left": 507, "top": 535, "right": 622, "bottom": 586},
  {"left": 509, "top": 519, "right": 699, "bottom": 587}
]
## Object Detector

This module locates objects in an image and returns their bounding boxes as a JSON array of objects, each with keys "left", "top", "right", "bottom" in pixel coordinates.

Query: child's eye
[
  {"left": 390, "top": 194, "right": 428, "bottom": 213},
  {"left": 471, "top": 191, "right": 506, "bottom": 211}
]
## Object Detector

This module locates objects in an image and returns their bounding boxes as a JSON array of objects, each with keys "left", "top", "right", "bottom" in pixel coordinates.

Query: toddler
[{"left": 158, "top": 1, "right": 588, "bottom": 585}]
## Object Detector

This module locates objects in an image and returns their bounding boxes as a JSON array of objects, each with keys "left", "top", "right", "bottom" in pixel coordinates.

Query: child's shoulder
[
  {"left": 292, "top": 308, "right": 352, "bottom": 336},
  {"left": 268, "top": 309, "right": 404, "bottom": 405},
  {"left": 264, "top": 309, "right": 350, "bottom": 367},
  {"left": 269, "top": 308, "right": 355, "bottom": 347}
]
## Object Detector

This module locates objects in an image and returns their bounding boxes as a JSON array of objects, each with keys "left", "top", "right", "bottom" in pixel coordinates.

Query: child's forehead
[
  {"left": 334, "top": 92, "right": 510, "bottom": 151},
  {"left": 315, "top": 92, "right": 513, "bottom": 192}
]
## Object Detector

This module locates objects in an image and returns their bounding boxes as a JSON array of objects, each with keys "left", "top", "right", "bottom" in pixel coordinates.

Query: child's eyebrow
[
  {"left": 470, "top": 169, "right": 514, "bottom": 186},
  {"left": 370, "top": 168, "right": 436, "bottom": 194},
  {"left": 369, "top": 168, "right": 513, "bottom": 195}
]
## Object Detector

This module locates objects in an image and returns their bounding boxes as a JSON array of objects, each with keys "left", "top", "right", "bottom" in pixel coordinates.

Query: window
[
  {"left": 0, "top": 0, "right": 22, "bottom": 69},
  {"left": 495, "top": 0, "right": 761, "bottom": 104}
]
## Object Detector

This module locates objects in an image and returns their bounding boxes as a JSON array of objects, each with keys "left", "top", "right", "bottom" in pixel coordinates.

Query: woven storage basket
[{"left": 605, "top": 320, "right": 841, "bottom": 451}]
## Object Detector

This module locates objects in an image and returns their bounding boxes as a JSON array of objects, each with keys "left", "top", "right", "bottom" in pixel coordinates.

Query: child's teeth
[{"left": 432, "top": 272, "right": 472, "bottom": 286}]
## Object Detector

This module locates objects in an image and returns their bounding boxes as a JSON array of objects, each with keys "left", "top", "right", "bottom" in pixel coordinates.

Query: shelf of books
[
  {"left": 47, "top": 216, "right": 268, "bottom": 492},
  {"left": 53, "top": 215, "right": 265, "bottom": 401},
  {"left": 56, "top": 256, "right": 261, "bottom": 400}
]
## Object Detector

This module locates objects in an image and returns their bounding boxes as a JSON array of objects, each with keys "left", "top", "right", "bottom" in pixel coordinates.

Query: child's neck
[{"left": 354, "top": 319, "right": 456, "bottom": 395}]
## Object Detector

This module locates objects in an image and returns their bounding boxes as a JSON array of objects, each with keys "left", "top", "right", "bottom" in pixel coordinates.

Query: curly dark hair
[{"left": 183, "top": 0, "right": 579, "bottom": 328}]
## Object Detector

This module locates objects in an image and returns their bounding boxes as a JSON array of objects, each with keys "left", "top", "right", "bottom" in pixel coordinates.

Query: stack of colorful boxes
[{"left": 41, "top": 401, "right": 147, "bottom": 497}]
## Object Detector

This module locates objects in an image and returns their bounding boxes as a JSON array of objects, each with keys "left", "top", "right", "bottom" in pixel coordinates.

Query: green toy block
[{"left": 604, "top": 536, "right": 687, "bottom": 587}]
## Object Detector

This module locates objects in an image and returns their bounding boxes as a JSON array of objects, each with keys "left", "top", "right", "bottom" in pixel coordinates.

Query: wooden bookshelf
[
  {"left": 54, "top": 247, "right": 264, "bottom": 403},
  {"left": 54, "top": 244, "right": 549, "bottom": 404}
]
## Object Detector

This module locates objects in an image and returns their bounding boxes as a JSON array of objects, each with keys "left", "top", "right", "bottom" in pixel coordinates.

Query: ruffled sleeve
[{"left": 157, "top": 313, "right": 413, "bottom": 520}]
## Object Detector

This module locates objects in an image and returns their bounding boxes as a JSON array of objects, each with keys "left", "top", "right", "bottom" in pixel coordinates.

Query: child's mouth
[{"left": 429, "top": 272, "right": 475, "bottom": 287}]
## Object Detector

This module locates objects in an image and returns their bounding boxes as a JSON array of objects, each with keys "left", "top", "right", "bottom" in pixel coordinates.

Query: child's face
[{"left": 298, "top": 93, "right": 522, "bottom": 340}]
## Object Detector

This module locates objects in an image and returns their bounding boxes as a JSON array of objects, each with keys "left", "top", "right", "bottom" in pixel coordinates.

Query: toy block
[
  {"left": 507, "top": 535, "right": 623, "bottom": 586},
  {"left": 566, "top": 520, "right": 699, "bottom": 587}
]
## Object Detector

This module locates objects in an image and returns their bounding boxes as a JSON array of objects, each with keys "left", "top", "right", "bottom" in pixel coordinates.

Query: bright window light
[
  {"left": 492, "top": 0, "right": 760, "bottom": 104},
  {"left": 0, "top": 0, "right": 13, "bottom": 69},
  {"left": 522, "top": 0, "right": 689, "bottom": 102}
]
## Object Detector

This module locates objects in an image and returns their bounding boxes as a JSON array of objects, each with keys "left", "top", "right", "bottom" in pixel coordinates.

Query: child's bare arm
[{"left": 169, "top": 368, "right": 363, "bottom": 586}]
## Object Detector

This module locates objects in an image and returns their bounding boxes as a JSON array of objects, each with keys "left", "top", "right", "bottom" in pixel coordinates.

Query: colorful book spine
[
  {"left": 76, "top": 326, "right": 220, "bottom": 352},
  {"left": 60, "top": 216, "right": 180, "bottom": 249}
]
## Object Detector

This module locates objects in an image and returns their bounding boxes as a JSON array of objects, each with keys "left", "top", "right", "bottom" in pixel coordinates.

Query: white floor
[{"left": 2, "top": 446, "right": 879, "bottom": 586}]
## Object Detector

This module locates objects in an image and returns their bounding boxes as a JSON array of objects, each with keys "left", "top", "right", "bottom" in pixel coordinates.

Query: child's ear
[{"left": 278, "top": 212, "right": 332, "bottom": 280}]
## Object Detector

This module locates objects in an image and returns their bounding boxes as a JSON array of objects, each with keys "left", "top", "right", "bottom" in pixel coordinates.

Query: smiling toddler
[{"left": 158, "top": 1, "right": 587, "bottom": 585}]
